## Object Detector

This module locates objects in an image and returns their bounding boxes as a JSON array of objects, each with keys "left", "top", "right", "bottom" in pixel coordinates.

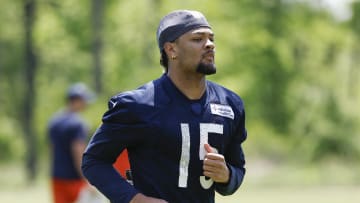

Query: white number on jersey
[{"left": 178, "top": 123, "right": 223, "bottom": 189}]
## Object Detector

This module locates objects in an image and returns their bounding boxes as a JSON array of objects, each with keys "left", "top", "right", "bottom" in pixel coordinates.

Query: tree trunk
[
  {"left": 0, "top": 42, "right": 2, "bottom": 105},
  {"left": 349, "top": 2, "right": 360, "bottom": 98},
  {"left": 23, "top": 0, "right": 37, "bottom": 182},
  {"left": 91, "top": 0, "right": 103, "bottom": 94}
]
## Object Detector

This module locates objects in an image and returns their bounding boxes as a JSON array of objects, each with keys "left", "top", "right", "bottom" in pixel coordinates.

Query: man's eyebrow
[{"left": 192, "top": 32, "right": 215, "bottom": 36}]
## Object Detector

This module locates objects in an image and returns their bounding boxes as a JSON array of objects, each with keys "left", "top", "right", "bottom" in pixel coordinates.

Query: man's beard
[{"left": 196, "top": 62, "right": 216, "bottom": 75}]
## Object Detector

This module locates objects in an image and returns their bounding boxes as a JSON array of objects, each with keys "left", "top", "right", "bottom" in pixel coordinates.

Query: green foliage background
[{"left": 1, "top": 0, "right": 360, "bottom": 182}]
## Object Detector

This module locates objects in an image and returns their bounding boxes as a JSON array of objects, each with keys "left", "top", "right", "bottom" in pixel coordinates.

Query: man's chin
[{"left": 196, "top": 63, "right": 216, "bottom": 75}]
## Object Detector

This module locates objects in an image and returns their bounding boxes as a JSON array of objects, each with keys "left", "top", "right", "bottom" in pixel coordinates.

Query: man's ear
[{"left": 164, "top": 42, "right": 177, "bottom": 58}]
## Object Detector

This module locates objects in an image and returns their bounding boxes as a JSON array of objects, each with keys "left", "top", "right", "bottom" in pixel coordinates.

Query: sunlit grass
[
  {"left": 1, "top": 160, "right": 359, "bottom": 203},
  {"left": 217, "top": 185, "right": 360, "bottom": 203}
]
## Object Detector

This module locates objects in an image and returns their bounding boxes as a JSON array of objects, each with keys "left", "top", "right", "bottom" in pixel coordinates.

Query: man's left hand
[{"left": 203, "top": 143, "right": 230, "bottom": 183}]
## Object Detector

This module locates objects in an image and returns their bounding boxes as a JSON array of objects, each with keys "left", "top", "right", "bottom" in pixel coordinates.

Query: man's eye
[{"left": 192, "top": 38, "right": 202, "bottom": 42}]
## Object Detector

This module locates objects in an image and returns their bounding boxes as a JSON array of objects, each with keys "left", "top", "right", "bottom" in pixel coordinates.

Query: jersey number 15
[{"left": 179, "top": 123, "right": 223, "bottom": 189}]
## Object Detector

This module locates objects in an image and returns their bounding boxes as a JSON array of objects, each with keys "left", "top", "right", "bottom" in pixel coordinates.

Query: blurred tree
[
  {"left": 349, "top": 1, "right": 360, "bottom": 98},
  {"left": 285, "top": 2, "right": 360, "bottom": 161},
  {"left": 91, "top": 0, "right": 104, "bottom": 93},
  {"left": 232, "top": 0, "right": 294, "bottom": 133},
  {"left": 141, "top": 0, "right": 161, "bottom": 66},
  {"left": 0, "top": 0, "right": 24, "bottom": 163},
  {"left": 22, "top": 0, "right": 38, "bottom": 182},
  {"left": 0, "top": 42, "right": 2, "bottom": 107},
  {"left": 1, "top": 0, "right": 359, "bottom": 169}
]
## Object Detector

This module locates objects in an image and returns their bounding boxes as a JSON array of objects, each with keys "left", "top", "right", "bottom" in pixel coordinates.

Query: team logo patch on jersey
[{"left": 210, "top": 103, "right": 234, "bottom": 120}]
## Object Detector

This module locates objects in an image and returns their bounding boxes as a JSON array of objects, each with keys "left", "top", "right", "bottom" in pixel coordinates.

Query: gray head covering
[
  {"left": 67, "top": 83, "right": 94, "bottom": 103},
  {"left": 156, "top": 10, "right": 211, "bottom": 51}
]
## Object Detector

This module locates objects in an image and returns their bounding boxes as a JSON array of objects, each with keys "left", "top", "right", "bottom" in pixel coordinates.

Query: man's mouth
[{"left": 202, "top": 51, "right": 215, "bottom": 62}]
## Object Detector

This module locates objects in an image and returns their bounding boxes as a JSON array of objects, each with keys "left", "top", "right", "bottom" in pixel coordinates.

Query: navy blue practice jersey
[
  {"left": 48, "top": 111, "right": 88, "bottom": 179},
  {"left": 82, "top": 74, "right": 247, "bottom": 203}
]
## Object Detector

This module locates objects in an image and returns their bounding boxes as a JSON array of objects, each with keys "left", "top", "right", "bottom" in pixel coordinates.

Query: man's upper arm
[{"left": 81, "top": 95, "right": 141, "bottom": 202}]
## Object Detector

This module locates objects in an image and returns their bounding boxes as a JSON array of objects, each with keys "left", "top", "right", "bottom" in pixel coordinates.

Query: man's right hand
[{"left": 130, "top": 193, "right": 168, "bottom": 203}]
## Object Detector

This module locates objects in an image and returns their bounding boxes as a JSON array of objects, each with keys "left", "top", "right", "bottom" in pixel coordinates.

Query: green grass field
[
  {"left": 1, "top": 160, "right": 359, "bottom": 203},
  {"left": 1, "top": 182, "right": 359, "bottom": 203},
  {"left": 216, "top": 185, "right": 360, "bottom": 203}
]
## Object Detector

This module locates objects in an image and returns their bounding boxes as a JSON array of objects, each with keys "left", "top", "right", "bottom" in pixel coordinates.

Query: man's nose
[{"left": 205, "top": 39, "right": 215, "bottom": 50}]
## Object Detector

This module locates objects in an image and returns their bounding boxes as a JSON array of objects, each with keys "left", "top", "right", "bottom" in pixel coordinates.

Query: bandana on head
[{"left": 156, "top": 10, "right": 211, "bottom": 51}]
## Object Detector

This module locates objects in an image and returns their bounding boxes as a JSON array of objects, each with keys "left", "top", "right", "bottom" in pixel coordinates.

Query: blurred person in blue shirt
[{"left": 48, "top": 83, "right": 94, "bottom": 203}]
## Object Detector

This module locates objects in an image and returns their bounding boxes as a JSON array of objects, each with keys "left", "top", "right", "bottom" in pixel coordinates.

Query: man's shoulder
[
  {"left": 48, "top": 111, "right": 86, "bottom": 136},
  {"left": 102, "top": 78, "right": 166, "bottom": 122},
  {"left": 108, "top": 77, "right": 166, "bottom": 109},
  {"left": 207, "top": 80, "right": 244, "bottom": 104},
  {"left": 48, "top": 110, "right": 67, "bottom": 127},
  {"left": 206, "top": 81, "right": 245, "bottom": 124}
]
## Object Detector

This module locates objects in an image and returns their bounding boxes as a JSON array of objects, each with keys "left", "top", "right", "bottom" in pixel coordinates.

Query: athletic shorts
[{"left": 51, "top": 178, "right": 86, "bottom": 203}]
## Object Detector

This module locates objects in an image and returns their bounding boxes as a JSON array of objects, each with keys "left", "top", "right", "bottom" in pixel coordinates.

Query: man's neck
[
  {"left": 67, "top": 102, "right": 82, "bottom": 113},
  {"left": 167, "top": 70, "right": 206, "bottom": 100}
]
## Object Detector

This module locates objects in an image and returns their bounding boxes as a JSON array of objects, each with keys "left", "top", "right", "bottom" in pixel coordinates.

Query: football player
[
  {"left": 82, "top": 10, "right": 247, "bottom": 203},
  {"left": 48, "top": 83, "right": 93, "bottom": 203}
]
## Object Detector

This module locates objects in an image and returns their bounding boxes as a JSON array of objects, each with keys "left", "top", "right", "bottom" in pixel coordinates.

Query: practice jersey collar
[{"left": 160, "top": 74, "right": 208, "bottom": 106}]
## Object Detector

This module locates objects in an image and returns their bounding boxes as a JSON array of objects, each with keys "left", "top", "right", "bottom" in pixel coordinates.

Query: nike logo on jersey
[
  {"left": 109, "top": 100, "right": 118, "bottom": 108},
  {"left": 210, "top": 103, "right": 234, "bottom": 120}
]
